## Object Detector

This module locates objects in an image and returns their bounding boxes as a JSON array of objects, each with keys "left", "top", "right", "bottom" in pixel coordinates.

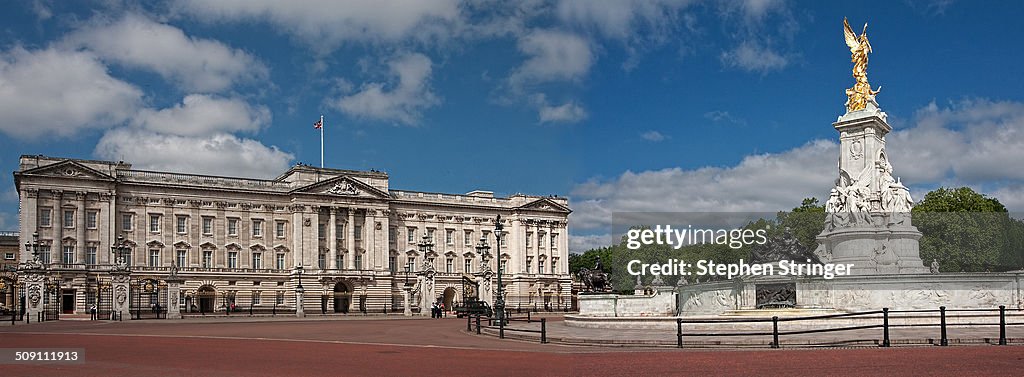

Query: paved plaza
[{"left": 2, "top": 316, "right": 1022, "bottom": 376}]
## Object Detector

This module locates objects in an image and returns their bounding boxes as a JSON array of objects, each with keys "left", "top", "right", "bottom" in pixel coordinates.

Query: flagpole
[{"left": 320, "top": 114, "right": 324, "bottom": 168}]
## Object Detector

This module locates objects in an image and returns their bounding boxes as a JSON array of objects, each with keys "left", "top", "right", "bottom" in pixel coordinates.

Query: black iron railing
[{"left": 675, "top": 305, "right": 1019, "bottom": 348}]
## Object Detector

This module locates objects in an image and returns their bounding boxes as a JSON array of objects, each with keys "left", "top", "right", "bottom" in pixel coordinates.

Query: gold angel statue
[{"left": 843, "top": 17, "right": 880, "bottom": 112}]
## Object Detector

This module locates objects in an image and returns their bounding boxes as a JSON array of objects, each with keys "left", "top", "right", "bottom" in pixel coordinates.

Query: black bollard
[
  {"left": 939, "top": 306, "right": 948, "bottom": 346},
  {"left": 882, "top": 308, "right": 890, "bottom": 347}
]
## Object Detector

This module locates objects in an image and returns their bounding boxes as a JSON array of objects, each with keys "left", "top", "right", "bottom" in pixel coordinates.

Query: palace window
[
  {"left": 551, "top": 233, "right": 558, "bottom": 249},
  {"left": 427, "top": 228, "right": 434, "bottom": 243},
  {"left": 86, "top": 246, "right": 96, "bottom": 265},
  {"left": 464, "top": 230, "right": 473, "bottom": 246},
  {"left": 149, "top": 214, "right": 161, "bottom": 233},
  {"left": 276, "top": 253, "right": 285, "bottom": 270},
  {"left": 318, "top": 223, "right": 325, "bottom": 239},
  {"left": 252, "top": 291, "right": 261, "bottom": 305},
  {"left": 389, "top": 227, "right": 397, "bottom": 244},
  {"left": 499, "top": 232, "right": 507, "bottom": 247},
  {"left": 176, "top": 216, "right": 187, "bottom": 234},
  {"left": 63, "top": 210, "right": 75, "bottom": 228},
  {"left": 276, "top": 221, "right": 286, "bottom": 238},
  {"left": 389, "top": 255, "right": 397, "bottom": 273},
  {"left": 252, "top": 220, "right": 263, "bottom": 237},
  {"left": 526, "top": 232, "right": 532, "bottom": 247},
  {"left": 39, "top": 246, "right": 51, "bottom": 264},
  {"left": 121, "top": 213, "right": 133, "bottom": 231},
  {"left": 86, "top": 210, "right": 98, "bottom": 229},
  {"left": 227, "top": 218, "right": 238, "bottom": 236},
  {"left": 539, "top": 232, "right": 546, "bottom": 249},
  {"left": 318, "top": 253, "right": 326, "bottom": 269},
  {"left": 202, "top": 250, "right": 213, "bottom": 268},
  {"left": 526, "top": 257, "right": 532, "bottom": 273},
  {"left": 228, "top": 251, "right": 238, "bottom": 268},
  {"left": 176, "top": 249, "right": 187, "bottom": 267},
  {"left": 39, "top": 208, "right": 52, "bottom": 227},
  {"left": 500, "top": 259, "right": 508, "bottom": 273},
  {"left": 551, "top": 257, "right": 558, "bottom": 274},
  {"left": 202, "top": 217, "right": 213, "bottom": 235},
  {"left": 149, "top": 249, "right": 160, "bottom": 267},
  {"left": 464, "top": 258, "right": 472, "bottom": 273},
  {"left": 445, "top": 229, "right": 454, "bottom": 245},
  {"left": 445, "top": 258, "right": 453, "bottom": 273},
  {"left": 354, "top": 254, "right": 362, "bottom": 270},
  {"left": 538, "top": 260, "right": 545, "bottom": 274},
  {"left": 252, "top": 252, "right": 263, "bottom": 269},
  {"left": 335, "top": 254, "right": 344, "bottom": 270},
  {"left": 354, "top": 225, "right": 362, "bottom": 241},
  {"left": 62, "top": 246, "right": 74, "bottom": 264},
  {"left": 407, "top": 227, "right": 416, "bottom": 243},
  {"left": 336, "top": 223, "right": 345, "bottom": 240}
]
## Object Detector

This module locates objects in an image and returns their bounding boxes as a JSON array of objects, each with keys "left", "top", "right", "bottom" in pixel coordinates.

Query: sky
[{"left": 1, "top": 0, "right": 1023, "bottom": 253}]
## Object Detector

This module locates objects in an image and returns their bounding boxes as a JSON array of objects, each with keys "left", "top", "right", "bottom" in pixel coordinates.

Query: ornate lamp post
[
  {"left": 110, "top": 235, "right": 131, "bottom": 270},
  {"left": 24, "top": 232, "right": 41, "bottom": 263},
  {"left": 417, "top": 233, "right": 434, "bottom": 268},
  {"left": 493, "top": 215, "right": 505, "bottom": 323},
  {"left": 474, "top": 233, "right": 492, "bottom": 310},
  {"left": 404, "top": 260, "right": 413, "bottom": 285}
]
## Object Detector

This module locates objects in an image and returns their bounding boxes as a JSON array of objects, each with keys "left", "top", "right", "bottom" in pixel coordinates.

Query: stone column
[
  {"left": 365, "top": 210, "right": 376, "bottom": 270},
  {"left": 347, "top": 209, "right": 356, "bottom": 270},
  {"left": 165, "top": 275, "right": 184, "bottom": 319},
  {"left": 328, "top": 207, "right": 336, "bottom": 269},
  {"left": 110, "top": 269, "right": 131, "bottom": 320},
  {"left": 401, "top": 286, "right": 413, "bottom": 316},
  {"left": 417, "top": 270, "right": 435, "bottom": 317},
  {"left": 54, "top": 190, "right": 64, "bottom": 264},
  {"left": 76, "top": 192, "right": 86, "bottom": 265},
  {"left": 19, "top": 266, "right": 46, "bottom": 321},
  {"left": 293, "top": 266, "right": 305, "bottom": 317}
]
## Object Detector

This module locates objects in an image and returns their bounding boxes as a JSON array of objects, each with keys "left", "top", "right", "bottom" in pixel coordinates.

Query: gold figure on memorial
[{"left": 843, "top": 17, "right": 880, "bottom": 112}]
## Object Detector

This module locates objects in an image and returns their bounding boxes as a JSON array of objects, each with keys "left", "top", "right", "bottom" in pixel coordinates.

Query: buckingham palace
[{"left": 11, "top": 154, "right": 572, "bottom": 318}]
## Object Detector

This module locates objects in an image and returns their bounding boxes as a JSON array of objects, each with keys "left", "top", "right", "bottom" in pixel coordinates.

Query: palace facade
[{"left": 13, "top": 155, "right": 571, "bottom": 315}]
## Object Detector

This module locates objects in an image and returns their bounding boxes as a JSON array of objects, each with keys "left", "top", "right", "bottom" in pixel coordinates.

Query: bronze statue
[{"left": 843, "top": 17, "right": 881, "bottom": 112}]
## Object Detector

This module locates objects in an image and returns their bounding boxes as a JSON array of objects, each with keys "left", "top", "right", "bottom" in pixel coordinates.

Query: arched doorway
[
  {"left": 333, "top": 282, "right": 349, "bottom": 313},
  {"left": 442, "top": 287, "right": 456, "bottom": 312},
  {"left": 197, "top": 285, "right": 216, "bottom": 313}
]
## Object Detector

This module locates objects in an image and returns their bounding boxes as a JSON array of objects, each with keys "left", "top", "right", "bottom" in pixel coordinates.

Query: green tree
[
  {"left": 912, "top": 187, "right": 1019, "bottom": 272},
  {"left": 775, "top": 197, "right": 826, "bottom": 252}
]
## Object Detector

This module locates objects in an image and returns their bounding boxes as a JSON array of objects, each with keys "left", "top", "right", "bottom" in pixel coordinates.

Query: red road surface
[{"left": 3, "top": 318, "right": 1021, "bottom": 376}]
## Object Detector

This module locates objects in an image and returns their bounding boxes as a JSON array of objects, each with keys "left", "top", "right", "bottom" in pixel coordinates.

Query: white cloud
[
  {"left": 567, "top": 98, "right": 1024, "bottom": 238},
  {"left": 509, "top": 29, "right": 593, "bottom": 87},
  {"left": 569, "top": 233, "right": 614, "bottom": 253},
  {"left": 65, "top": 14, "right": 268, "bottom": 92},
  {"left": 556, "top": 0, "right": 694, "bottom": 41},
  {"left": 704, "top": 110, "right": 747, "bottom": 126},
  {"left": 95, "top": 128, "right": 293, "bottom": 179},
  {"left": 990, "top": 185, "right": 1024, "bottom": 212},
  {"left": 132, "top": 94, "right": 271, "bottom": 137},
  {"left": 570, "top": 140, "right": 837, "bottom": 231},
  {"left": 0, "top": 46, "right": 142, "bottom": 139},
  {"left": 173, "top": 0, "right": 461, "bottom": 48},
  {"left": 538, "top": 101, "right": 587, "bottom": 124},
  {"left": 640, "top": 130, "right": 667, "bottom": 142},
  {"left": 720, "top": 41, "right": 788, "bottom": 73},
  {"left": 887, "top": 99, "right": 1024, "bottom": 183},
  {"left": 333, "top": 53, "right": 440, "bottom": 125}
]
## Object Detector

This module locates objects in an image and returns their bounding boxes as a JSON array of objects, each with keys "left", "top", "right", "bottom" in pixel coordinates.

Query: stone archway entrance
[
  {"left": 333, "top": 282, "right": 350, "bottom": 313},
  {"left": 442, "top": 287, "right": 456, "bottom": 312},
  {"left": 197, "top": 285, "right": 216, "bottom": 313}
]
